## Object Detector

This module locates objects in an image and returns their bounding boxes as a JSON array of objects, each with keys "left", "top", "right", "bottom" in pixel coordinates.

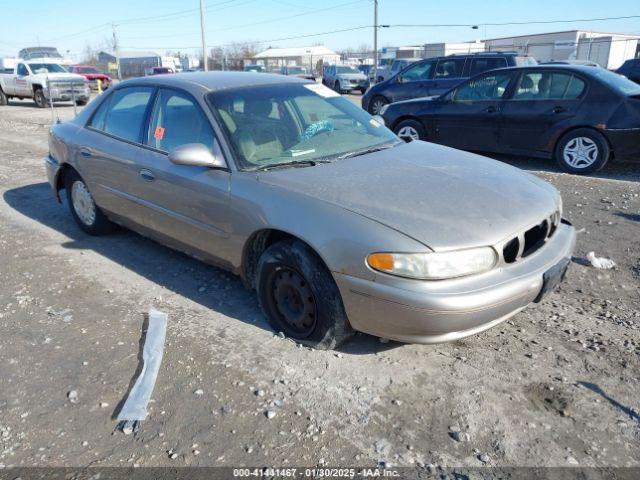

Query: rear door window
[
  {"left": 433, "top": 59, "right": 465, "bottom": 79},
  {"left": 146, "top": 88, "right": 215, "bottom": 153},
  {"left": 90, "top": 86, "right": 154, "bottom": 143},
  {"left": 514, "top": 72, "right": 586, "bottom": 100},
  {"left": 454, "top": 73, "right": 512, "bottom": 101},
  {"left": 469, "top": 57, "right": 508, "bottom": 76}
]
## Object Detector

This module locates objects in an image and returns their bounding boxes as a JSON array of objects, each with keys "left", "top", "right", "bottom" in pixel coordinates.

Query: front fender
[{"left": 228, "top": 172, "right": 430, "bottom": 281}]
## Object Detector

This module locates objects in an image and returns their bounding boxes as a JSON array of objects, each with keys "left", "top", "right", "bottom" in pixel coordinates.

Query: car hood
[
  {"left": 34, "top": 72, "right": 87, "bottom": 83},
  {"left": 257, "top": 141, "right": 559, "bottom": 251},
  {"left": 338, "top": 73, "right": 367, "bottom": 81}
]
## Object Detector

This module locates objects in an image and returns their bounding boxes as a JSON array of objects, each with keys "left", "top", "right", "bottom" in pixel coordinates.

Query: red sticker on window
[{"left": 154, "top": 126, "right": 165, "bottom": 140}]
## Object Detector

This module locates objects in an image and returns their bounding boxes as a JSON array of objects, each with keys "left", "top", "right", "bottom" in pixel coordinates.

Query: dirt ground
[{"left": 0, "top": 96, "right": 638, "bottom": 473}]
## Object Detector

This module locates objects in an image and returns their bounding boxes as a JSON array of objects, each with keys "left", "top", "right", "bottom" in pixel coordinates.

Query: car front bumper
[
  {"left": 333, "top": 222, "right": 576, "bottom": 344},
  {"left": 45, "top": 154, "right": 62, "bottom": 202},
  {"left": 605, "top": 128, "right": 640, "bottom": 159}
]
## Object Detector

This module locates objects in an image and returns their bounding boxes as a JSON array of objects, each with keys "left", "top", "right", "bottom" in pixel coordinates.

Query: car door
[
  {"left": 426, "top": 58, "right": 466, "bottom": 96},
  {"left": 499, "top": 70, "right": 587, "bottom": 155},
  {"left": 429, "top": 71, "right": 515, "bottom": 152},
  {"left": 385, "top": 59, "right": 434, "bottom": 102},
  {"left": 15, "top": 63, "right": 31, "bottom": 96},
  {"left": 135, "top": 87, "right": 232, "bottom": 260},
  {"left": 79, "top": 85, "right": 156, "bottom": 227}
]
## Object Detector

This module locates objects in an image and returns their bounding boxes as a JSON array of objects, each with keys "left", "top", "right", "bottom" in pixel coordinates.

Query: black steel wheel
[{"left": 257, "top": 239, "right": 354, "bottom": 349}]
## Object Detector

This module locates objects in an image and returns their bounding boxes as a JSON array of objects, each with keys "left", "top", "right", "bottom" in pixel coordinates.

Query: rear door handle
[
  {"left": 553, "top": 106, "right": 567, "bottom": 114},
  {"left": 485, "top": 106, "right": 499, "bottom": 113},
  {"left": 139, "top": 169, "right": 155, "bottom": 182},
  {"left": 79, "top": 147, "right": 93, "bottom": 157}
]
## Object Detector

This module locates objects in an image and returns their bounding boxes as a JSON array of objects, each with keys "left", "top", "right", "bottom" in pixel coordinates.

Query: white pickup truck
[{"left": 0, "top": 60, "right": 90, "bottom": 108}]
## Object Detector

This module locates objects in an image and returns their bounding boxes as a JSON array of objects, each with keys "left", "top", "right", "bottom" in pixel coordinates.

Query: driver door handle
[
  {"left": 485, "top": 106, "right": 499, "bottom": 113},
  {"left": 139, "top": 169, "right": 155, "bottom": 182},
  {"left": 553, "top": 106, "right": 567, "bottom": 114}
]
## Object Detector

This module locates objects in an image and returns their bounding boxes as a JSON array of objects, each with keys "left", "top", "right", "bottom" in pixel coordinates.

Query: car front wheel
[
  {"left": 34, "top": 88, "right": 47, "bottom": 108},
  {"left": 64, "top": 170, "right": 114, "bottom": 235},
  {"left": 368, "top": 95, "right": 388, "bottom": 115},
  {"left": 394, "top": 119, "right": 426, "bottom": 142},
  {"left": 257, "top": 239, "right": 354, "bottom": 350},
  {"left": 554, "top": 128, "right": 610, "bottom": 174}
]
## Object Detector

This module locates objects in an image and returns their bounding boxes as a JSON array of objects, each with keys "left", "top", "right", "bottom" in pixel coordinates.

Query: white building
[
  {"left": 253, "top": 46, "right": 340, "bottom": 72},
  {"left": 423, "top": 41, "right": 485, "bottom": 59},
  {"left": 483, "top": 30, "right": 639, "bottom": 69}
]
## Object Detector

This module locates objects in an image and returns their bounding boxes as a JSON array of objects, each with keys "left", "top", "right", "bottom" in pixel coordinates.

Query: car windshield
[
  {"left": 592, "top": 68, "right": 640, "bottom": 95},
  {"left": 28, "top": 63, "right": 67, "bottom": 73},
  {"left": 208, "top": 83, "right": 400, "bottom": 170},
  {"left": 336, "top": 66, "right": 360, "bottom": 74}
]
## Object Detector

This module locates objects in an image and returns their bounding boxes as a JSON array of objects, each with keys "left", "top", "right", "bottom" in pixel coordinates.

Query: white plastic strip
[{"left": 117, "top": 308, "right": 168, "bottom": 422}]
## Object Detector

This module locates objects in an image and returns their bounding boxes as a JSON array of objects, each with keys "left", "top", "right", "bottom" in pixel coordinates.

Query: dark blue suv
[
  {"left": 362, "top": 52, "right": 537, "bottom": 114},
  {"left": 617, "top": 59, "right": 640, "bottom": 85}
]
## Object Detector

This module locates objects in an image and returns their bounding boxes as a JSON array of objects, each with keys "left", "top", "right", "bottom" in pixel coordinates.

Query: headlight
[
  {"left": 367, "top": 248, "right": 497, "bottom": 280},
  {"left": 379, "top": 104, "right": 389, "bottom": 116}
]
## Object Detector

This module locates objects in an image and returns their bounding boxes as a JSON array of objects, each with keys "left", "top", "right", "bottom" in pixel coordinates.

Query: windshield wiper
[
  {"left": 335, "top": 142, "right": 401, "bottom": 160},
  {"left": 249, "top": 160, "right": 325, "bottom": 172}
]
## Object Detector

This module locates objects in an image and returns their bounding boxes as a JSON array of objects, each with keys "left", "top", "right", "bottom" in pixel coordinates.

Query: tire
[
  {"left": 368, "top": 95, "right": 388, "bottom": 115},
  {"left": 257, "top": 239, "right": 354, "bottom": 350},
  {"left": 359, "top": 88, "right": 366, "bottom": 95},
  {"left": 394, "top": 119, "right": 426, "bottom": 142},
  {"left": 75, "top": 99, "right": 88, "bottom": 106},
  {"left": 333, "top": 81, "right": 342, "bottom": 94},
  {"left": 33, "top": 88, "right": 47, "bottom": 108},
  {"left": 0, "top": 88, "right": 7, "bottom": 106},
  {"left": 64, "top": 170, "right": 114, "bottom": 235},
  {"left": 554, "top": 128, "right": 610, "bottom": 174}
]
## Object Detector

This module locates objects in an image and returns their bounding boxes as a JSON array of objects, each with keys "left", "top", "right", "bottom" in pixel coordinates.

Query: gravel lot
[{"left": 0, "top": 95, "right": 638, "bottom": 471}]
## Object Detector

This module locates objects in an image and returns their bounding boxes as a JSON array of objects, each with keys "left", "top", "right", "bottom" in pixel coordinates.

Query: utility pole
[
  {"left": 200, "top": 0, "right": 208, "bottom": 71},
  {"left": 373, "top": 0, "right": 378, "bottom": 85},
  {"left": 112, "top": 24, "right": 121, "bottom": 80}
]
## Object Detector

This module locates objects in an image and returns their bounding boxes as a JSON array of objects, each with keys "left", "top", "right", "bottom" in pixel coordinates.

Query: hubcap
[
  {"left": 271, "top": 268, "right": 316, "bottom": 336},
  {"left": 71, "top": 181, "right": 96, "bottom": 226},
  {"left": 397, "top": 125, "right": 420, "bottom": 141},
  {"left": 563, "top": 137, "right": 598, "bottom": 168},
  {"left": 371, "top": 99, "right": 386, "bottom": 114}
]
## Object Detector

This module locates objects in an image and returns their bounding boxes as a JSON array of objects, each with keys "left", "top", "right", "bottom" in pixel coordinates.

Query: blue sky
[{"left": 1, "top": 0, "right": 639, "bottom": 59}]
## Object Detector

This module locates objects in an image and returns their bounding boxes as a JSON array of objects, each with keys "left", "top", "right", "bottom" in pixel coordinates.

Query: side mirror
[{"left": 168, "top": 143, "right": 227, "bottom": 169}]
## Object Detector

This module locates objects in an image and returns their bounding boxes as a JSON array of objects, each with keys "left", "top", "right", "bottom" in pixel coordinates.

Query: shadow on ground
[{"left": 3, "top": 182, "right": 399, "bottom": 355}]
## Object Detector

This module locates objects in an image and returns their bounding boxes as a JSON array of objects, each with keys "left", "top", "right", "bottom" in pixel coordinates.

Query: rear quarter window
[{"left": 469, "top": 57, "right": 508, "bottom": 76}]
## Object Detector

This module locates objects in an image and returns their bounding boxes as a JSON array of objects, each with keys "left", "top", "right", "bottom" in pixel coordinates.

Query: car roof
[
  {"left": 118, "top": 71, "right": 311, "bottom": 92},
  {"left": 495, "top": 64, "right": 601, "bottom": 74}
]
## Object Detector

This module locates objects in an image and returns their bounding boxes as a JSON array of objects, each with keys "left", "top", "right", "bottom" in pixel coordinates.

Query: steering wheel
[{"left": 301, "top": 120, "right": 334, "bottom": 141}]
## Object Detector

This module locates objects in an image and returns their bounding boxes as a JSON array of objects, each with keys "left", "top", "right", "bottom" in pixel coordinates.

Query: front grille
[{"left": 502, "top": 211, "right": 560, "bottom": 264}]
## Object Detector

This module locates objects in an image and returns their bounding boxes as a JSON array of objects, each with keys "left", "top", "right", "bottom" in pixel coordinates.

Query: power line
[
  {"left": 121, "top": 0, "right": 367, "bottom": 40},
  {"left": 393, "top": 14, "right": 640, "bottom": 29}
]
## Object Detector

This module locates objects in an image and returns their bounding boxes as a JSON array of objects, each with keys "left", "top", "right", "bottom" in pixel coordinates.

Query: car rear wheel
[
  {"left": 555, "top": 128, "right": 610, "bottom": 174},
  {"left": 368, "top": 96, "right": 388, "bottom": 115},
  {"left": 64, "top": 170, "right": 114, "bottom": 235},
  {"left": 257, "top": 239, "right": 354, "bottom": 350},
  {"left": 75, "top": 99, "right": 88, "bottom": 106},
  {"left": 34, "top": 88, "right": 47, "bottom": 108},
  {"left": 394, "top": 119, "right": 426, "bottom": 142},
  {"left": 333, "top": 81, "right": 342, "bottom": 94},
  {"left": 0, "top": 89, "right": 7, "bottom": 106}
]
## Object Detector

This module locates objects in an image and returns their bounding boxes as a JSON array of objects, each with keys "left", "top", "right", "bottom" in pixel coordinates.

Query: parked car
[
  {"left": 68, "top": 65, "right": 111, "bottom": 90},
  {"left": 44, "top": 72, "right": 575, "bottom": 348},
  {"left": 0, "top": 60, "right": 89, "bottom": 107},
  {"left": 243, "top": 64, "right": 264, "bottom": 73},
  {"left": 372, "top": 58, "right": 419, "bottom": 83},
  {"left": 362, "top": 52, "right": 537, "bottom": 114},
  {"left": 322, "top": 65, "right": 368, "bottom": 94},
  {"left": 145, "top": 67, "right": 175, "bottom": 76},
  {"left": 617, "top": 58, "right": 640, "bottom": 84},
  {"left": 279, "top": 65, "right": 315, "bottom": 81},
  {"left": 380, "top": 65, "right": 640, "bottom": 174}
]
